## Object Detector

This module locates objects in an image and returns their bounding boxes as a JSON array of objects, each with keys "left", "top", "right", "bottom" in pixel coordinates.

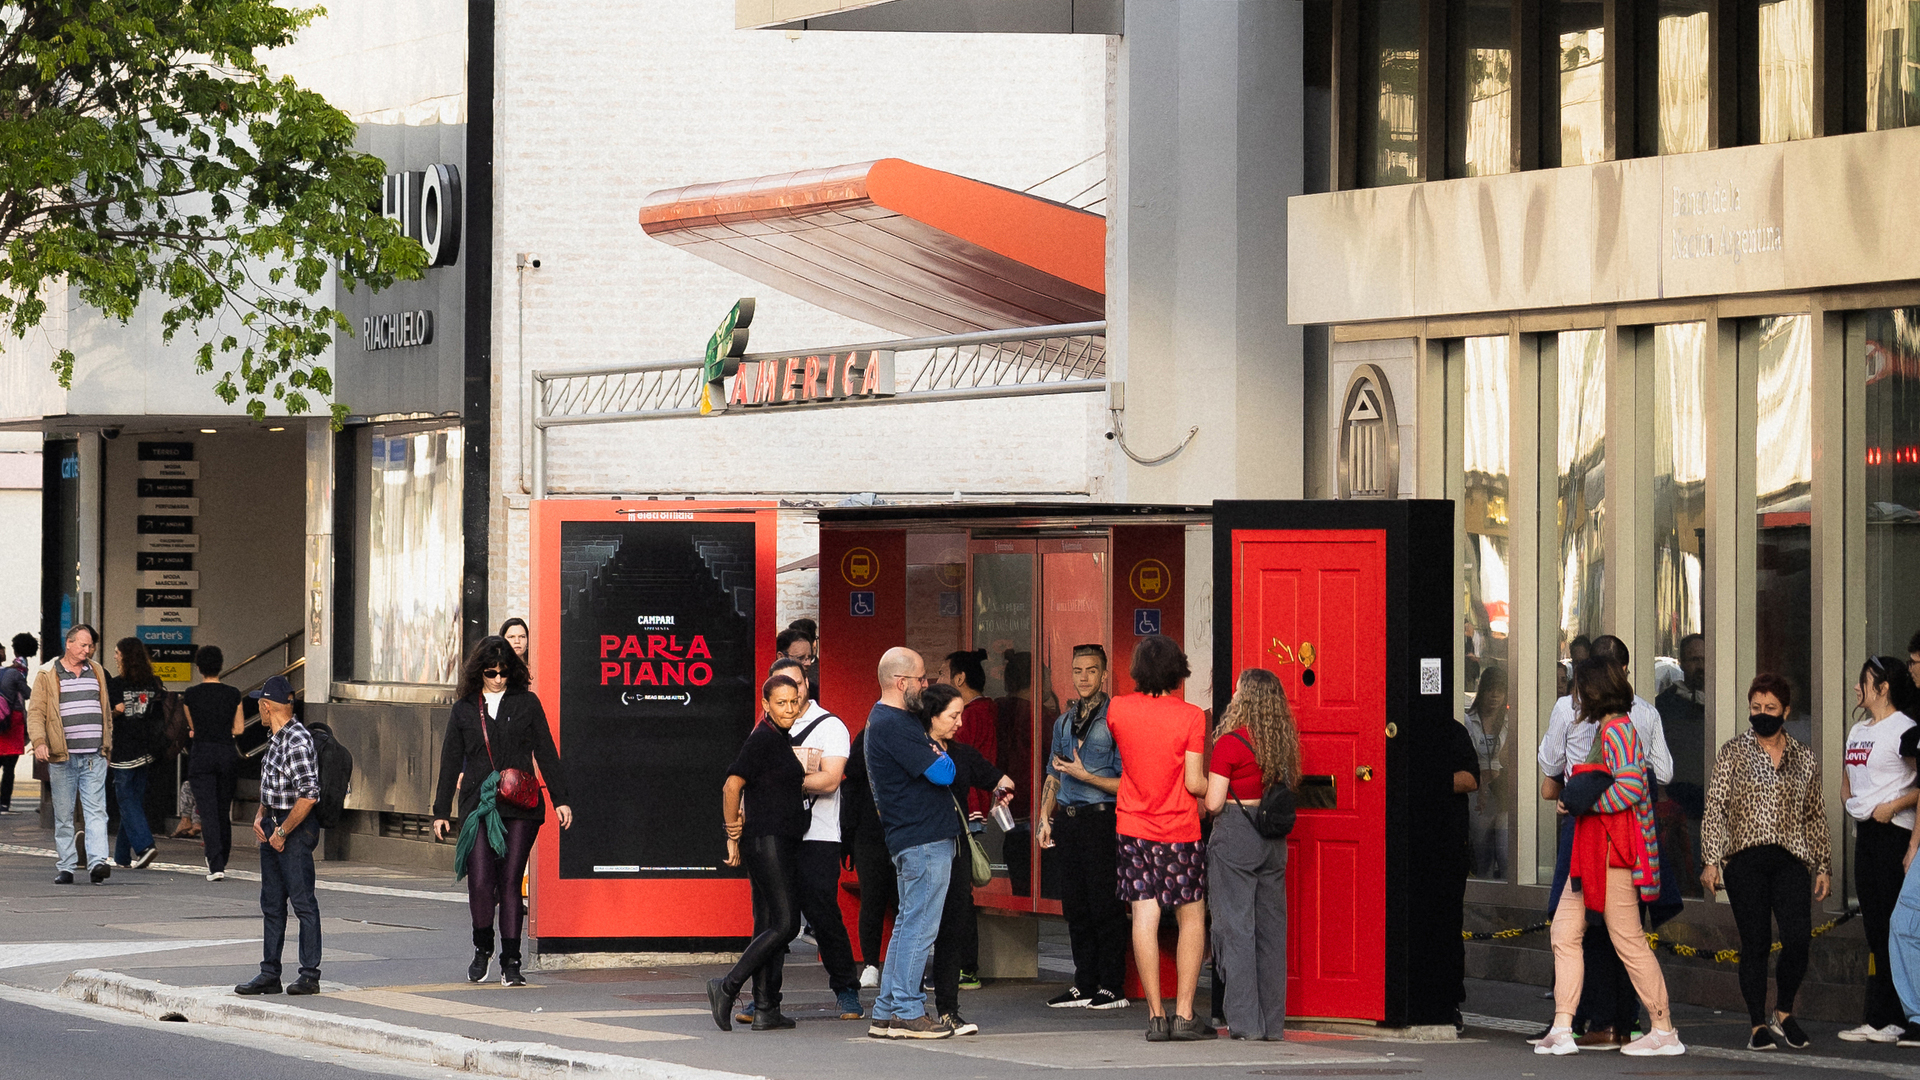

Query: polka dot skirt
[{"left": 1116, "top": 834, "right": 1207, "bottom": 905}]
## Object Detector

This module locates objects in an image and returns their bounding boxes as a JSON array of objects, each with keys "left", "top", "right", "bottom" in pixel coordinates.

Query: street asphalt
[{"left": 2, "top": 798, "right": 1918, "bottom": 1080}]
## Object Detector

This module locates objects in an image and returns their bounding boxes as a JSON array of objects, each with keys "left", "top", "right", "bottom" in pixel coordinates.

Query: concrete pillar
[
  {"left": 1109, "top": 0, "right": 1305, "bottom": 502},
  {"left": 304, "top": 420, "right": 334, "bottom": 694}
]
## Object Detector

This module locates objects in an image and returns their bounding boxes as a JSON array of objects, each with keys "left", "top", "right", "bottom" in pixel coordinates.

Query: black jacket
[{"left": 432, "top": 690, "right": 570, "bottom": 823}]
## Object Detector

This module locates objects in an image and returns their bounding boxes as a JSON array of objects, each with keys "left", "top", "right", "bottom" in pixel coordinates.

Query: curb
[{"left": 57, "top": 969, "right": 763, "bottom": 1080}]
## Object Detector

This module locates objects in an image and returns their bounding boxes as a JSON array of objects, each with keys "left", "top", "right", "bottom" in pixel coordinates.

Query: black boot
[
  {"left": 500, "top": 938, "right": 526, "bottom": 986},
  {"left": 468, "top": 927, "right": 494, "bottom": 983}
]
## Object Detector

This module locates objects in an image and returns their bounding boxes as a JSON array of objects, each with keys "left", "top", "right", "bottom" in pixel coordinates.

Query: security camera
[
  {"left": 517, "top": 253, "right": 542, "bottom": 270},
  {"left": 101, "top": 427, "right": 120, "bottom": 440}
]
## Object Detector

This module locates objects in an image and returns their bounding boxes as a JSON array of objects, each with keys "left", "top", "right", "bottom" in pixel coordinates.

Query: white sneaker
[
  {"left": 859, "top": 965, "right": 880, "bottom": 989},
  {"left": 1881, "top": 1024, "right": 1908, "bottom": 1043},
  {"left": 1620, "top": 1029, "right": 1686, "bottom": 1057},
  {"left": 1841, "top": 1023, "right": 1888, "bottom": 1042},
  {"left": 206, "top": 871, "right": 225, "bottom": 881},
  {"left": 1534, "top": 1028, "right": 1578, "bottom": 1055}
]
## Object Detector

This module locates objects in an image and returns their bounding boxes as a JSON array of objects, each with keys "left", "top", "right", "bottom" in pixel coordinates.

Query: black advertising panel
[
  {"left": 136, "top": 442, "right": 194, "bottom": 461},
  {"left": 137, "top": 552, "right": 194, "bottom": 571},
  {"left": 136, "top": 516, "right": 195, "bottom": 534},
  {"left": 137, "top": 590, "right": 192, "bottom": 608},
  {"left": 557, "top": 519, "right": 757, "bottom": 880},
  {"left": 137, "top": 478, "right": 194, "bottom": 498}
]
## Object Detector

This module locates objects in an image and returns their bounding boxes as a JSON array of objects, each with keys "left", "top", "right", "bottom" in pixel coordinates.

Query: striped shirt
[{"left": 57, "top": 662, "right": 105, "bottom": 755}]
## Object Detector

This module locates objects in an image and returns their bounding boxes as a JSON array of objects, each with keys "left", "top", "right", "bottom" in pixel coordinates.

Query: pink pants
[{"left": 1550, "top": 866, "right": 1672, "bottom": 1031}]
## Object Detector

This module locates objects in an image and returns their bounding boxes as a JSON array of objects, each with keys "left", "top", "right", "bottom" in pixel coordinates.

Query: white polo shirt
[{"left": 1537, "top": 694, "right": 1674, "bottom": 784}]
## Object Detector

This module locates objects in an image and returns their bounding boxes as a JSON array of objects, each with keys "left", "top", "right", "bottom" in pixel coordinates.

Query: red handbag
[{"left": 479, "top": 701, "right": 541, "bottom": 810}]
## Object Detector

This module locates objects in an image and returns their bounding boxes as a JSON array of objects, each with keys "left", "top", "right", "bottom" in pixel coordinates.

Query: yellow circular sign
[
  {"left": 1129, "top": 558, "right": 1171, "bottom": 603},
  {"left": 935, "top": 562, "right": 966, "bottom": 588},
  {"left": 841, "top": 547, "right": 880, "bottom": 588}
]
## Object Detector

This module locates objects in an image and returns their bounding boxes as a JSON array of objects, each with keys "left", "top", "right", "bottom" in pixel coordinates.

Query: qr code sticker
[{"left": 1419, "top": 658, "right": 1442, "bottom": 695}]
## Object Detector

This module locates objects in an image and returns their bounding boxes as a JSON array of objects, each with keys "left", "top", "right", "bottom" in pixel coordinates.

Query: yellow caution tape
[{"left": 1464, "top": 908, "right": 1857, "bottom": 965}]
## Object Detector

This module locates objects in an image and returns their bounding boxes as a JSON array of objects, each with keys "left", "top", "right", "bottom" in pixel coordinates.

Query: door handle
[{"left": 1355, "top": 765, "right": 1374, "bottom": 782}]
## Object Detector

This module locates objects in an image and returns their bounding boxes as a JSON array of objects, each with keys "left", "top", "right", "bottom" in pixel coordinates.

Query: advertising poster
[{"left": 557, "top": 519, "right": 757, "bottom": 879}]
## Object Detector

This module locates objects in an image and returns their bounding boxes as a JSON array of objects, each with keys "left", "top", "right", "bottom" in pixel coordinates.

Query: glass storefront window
[
  {"left": 1461, "top": 337, "right": 1516, "bottom": 882},
  {"left": 1867, "top": 0, "right": 1920, "bottom": 130},
  {"left": 1361, "top": 0, "right": 1423, "bottom": 185},
  {"left": 1451, "top": 0, "right": 1513, "bottom": 177},
  {"left": 973, "top": 545, "right": 1035, "bottom": 898},
  {"left": 1758, "top": 0, "right": 1816, "bottom": 142},
  {"left": 351, "top": 424, "right": 463, "bottom": 685},
  {"left": 1752, "top": 315, "right": 1814, "bottom": 745},
  {"left": 1558, "top": 2, "right": 1607, "bottom": 165},
  {"left": 1659, "top": 1, "right": 1711, "bottom": 153},
  {"left": 1558, "top": 329, "right": 1607, "bottom": 659},
  {"left": 1651, "top": 323, "right": 1709, "bottom": 897},
  {"left": 1860, "top": 309, "right": 1920, "bottom": 657}
]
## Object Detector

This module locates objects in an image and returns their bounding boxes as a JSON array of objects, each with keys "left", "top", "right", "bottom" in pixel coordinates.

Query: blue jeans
[
  {"left": 111, "top": 764, "right": 153, "bottom": 864},
  {"left": 48, "top": 754, "right": 109, "bottom": 872},
  {"left": 1890, "top": 857, "right": 1920, "bottom": 1023},
  {"left": 873, "top": 838, "right": 953, "bottom": 1021},
  {"left": 260, "top": 811, "right": 322, "bottom": 981}
]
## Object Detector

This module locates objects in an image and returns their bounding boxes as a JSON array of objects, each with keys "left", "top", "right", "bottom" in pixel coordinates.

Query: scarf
[
  {"left": 453, "top": 771, "right": 506, "bottom": 882},
  {"left": 1071, "top": 693, "right": 1109, "bottom": 741}
]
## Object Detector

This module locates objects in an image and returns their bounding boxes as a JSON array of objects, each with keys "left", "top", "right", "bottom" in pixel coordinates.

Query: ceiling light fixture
[{"left": 199, "top": 428, "right": 216, "bottom": 434}]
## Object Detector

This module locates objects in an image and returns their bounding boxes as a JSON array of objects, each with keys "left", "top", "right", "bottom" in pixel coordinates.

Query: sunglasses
[
  {"left": 1867, "top": 655, "right": 1891, "bottom": 677},
  {"left": 482, "top": 668, "right": 505, "bottom": 678}
]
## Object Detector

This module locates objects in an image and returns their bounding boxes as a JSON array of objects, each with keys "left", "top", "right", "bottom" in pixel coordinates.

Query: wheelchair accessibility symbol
[
  {"left": 1134, "top": 608, "right": 1161, "bottom": 636},
  {"left": 850, "top": 591, "right": 876, "bottom": 617}
]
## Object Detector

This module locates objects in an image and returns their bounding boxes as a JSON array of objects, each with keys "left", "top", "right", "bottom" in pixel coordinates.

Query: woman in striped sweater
[{"left": 1536, "top": 657, "right": 1684, "bottom": 1058}]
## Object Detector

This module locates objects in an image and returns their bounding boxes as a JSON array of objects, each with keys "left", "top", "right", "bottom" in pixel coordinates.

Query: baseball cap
[{"left": 250, "top": 675, "right": 295, "bottom": 704}]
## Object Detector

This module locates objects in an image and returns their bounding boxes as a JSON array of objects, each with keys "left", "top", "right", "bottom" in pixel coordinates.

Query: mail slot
[{"left": 1298, "top": 775, "right": 1336, "bottom": 809}]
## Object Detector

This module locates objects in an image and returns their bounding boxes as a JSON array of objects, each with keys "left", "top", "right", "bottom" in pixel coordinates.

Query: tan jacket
[{"left": 25, "top": 657, "right": 112, "bottom": 763}]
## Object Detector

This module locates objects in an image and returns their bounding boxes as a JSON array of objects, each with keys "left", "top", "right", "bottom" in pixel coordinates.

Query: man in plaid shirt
[{"left": 235, "top": 676, "right": 323, "bottom": 996}]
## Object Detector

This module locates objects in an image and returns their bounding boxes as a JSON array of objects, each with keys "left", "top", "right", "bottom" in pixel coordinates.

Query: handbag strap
[
  {"left": 476, "top": 697, "right": 498, "bottom": 772},
  {"left": 1227, "top": 729, "right": 1264, "bottom": 827}
]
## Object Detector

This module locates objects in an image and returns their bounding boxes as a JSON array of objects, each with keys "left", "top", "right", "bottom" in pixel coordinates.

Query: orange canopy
[{"left": 640, "top": 158, "right": 1105, "bottom": 336}]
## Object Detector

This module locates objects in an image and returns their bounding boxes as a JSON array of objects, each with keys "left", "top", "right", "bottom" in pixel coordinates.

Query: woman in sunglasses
[
  {"left": 432, "top": 636, "right": 573, "bottom": 987},
  {"left": 1839, "top": 655, "right": 1920, "bottom": 1044}
]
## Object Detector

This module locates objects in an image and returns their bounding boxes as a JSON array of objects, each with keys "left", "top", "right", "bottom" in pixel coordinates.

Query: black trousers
[
  {"left": 188, "top": 743, "right": 240, "bottom": 874},
  {"left": 1055, "top": 807, "right": 1129, "bottom": 994},
  {"left": 1858, "top": 819, "right": 1911, "bottom": 1029},
  {"left": 0, "top": 753, "right": 15, "bottom": 809},
  {"left": 723, "top": 835, "right": 801, "bottom": 1009},
  {"left": 796, "top": 839, "right": 858, "bottom": 994},
  {"left": 853, "top": 836, "right": 897, "bottom": 966},
  {"left": 1723, "top": 844, "right": 1812, "bottom": 1027},
  {"left": 931, "top": 843, "right": 976, "bottom": 1017}
]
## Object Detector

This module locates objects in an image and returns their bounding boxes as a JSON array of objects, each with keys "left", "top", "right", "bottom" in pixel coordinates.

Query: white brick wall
[{"left": 486, "top": 1, "right": 1110, "bottom": 628}]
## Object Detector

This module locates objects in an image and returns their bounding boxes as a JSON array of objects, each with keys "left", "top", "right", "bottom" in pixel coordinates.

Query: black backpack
[
  {"left": 1228, "top": 731, "right": 1297, "bottom": 839},
  {"left": 304, "top": 721, "right": 354, "bottom": 829}
]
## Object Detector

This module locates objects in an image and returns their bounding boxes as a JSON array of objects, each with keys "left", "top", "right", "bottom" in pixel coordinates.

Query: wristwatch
[{"left": 274, "top": 826, "right": 286, "bottom": 840}]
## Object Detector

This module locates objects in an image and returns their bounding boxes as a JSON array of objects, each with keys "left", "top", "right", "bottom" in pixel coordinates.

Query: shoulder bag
[
  {"left": 951, "top": 792, "right": 993, "bottom": 886},
  {"left": 1228, "top": 730, "right": 1297, "bottom": 839},
  {"left": 479, "top": 699, "right": 542, "bottom": 810}
]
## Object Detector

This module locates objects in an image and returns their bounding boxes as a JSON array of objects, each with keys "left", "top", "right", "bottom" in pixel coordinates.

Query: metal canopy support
[{"left": 531, "top": 322, "right": 1105, "bottom": 498}]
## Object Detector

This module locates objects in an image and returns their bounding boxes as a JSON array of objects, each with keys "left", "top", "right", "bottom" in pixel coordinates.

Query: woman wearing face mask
[
  {"left": 1839, "top": 656, "right": 1920, "bottom": 1044},
  {"left": 1699, "top": 674, "right": 1829, "bottom": 1051}
]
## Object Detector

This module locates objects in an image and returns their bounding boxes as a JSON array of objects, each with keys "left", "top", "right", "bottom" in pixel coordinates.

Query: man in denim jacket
[{"left": 1038, "top": 644, "right": 1129, "bottom": 1010}]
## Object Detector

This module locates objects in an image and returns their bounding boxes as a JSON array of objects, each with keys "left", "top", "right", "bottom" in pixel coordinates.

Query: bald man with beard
[{"left": 861, "top": 647, "right": 959, "bottom": 1040}]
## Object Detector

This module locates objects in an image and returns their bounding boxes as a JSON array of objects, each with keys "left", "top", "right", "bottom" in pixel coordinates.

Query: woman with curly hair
[{"left": 1204, "top": 668, "right": 1301, "bottom": 1041}]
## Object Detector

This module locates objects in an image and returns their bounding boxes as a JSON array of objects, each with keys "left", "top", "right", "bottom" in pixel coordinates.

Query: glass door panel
[
  {"left": 1038, "top": 539, "right": 1109, "bottom": 907},
  {"left": 970, "top": 539, "right": 1036, "bottom": 907}
]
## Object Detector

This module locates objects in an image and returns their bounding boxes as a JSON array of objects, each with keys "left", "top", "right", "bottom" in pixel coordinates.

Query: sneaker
[
  {"left": 52, "top": 871, "right": 73, "bottom": 885},
  {"left": 131, "top": 847, "right": 157, "bottom": 869},
  {"left": 1145, "top": 1015, "right": 1172, "bottom": 1042},
  {"left": 1898, "top": 1024, "right": 1920, "bottom": 1048},
  {"left": 735, "top": 1000, "right": 755, "bottom": 1025},
  {"left": 1170, "top": 1014, "right": 1219, "bottom": 1041},
  {"left": 1620, "top": 1029, "right": 1686, "bottom": 1057},
  {"left": 836, "top": 989, "right": 863, "bottom": 1020},
  {"left": 1841, "top": 1023, "right": 1897, "bottom": 1043},
  {"left": 89, "top": 863, "right": 110, "bottom": 885},
  {"left": 1534, "top": 1028, "right": 1578, "bottom": 1056},
  {"left": 206, "top": 871, "right": 225, "bottom": 882},
  {"left": 706, "top": 977, "right": 735, "bottom": 1032},
  {"left": 886, "top": 1014, "right": 954, "bottom": 1040},
  {"left": 859, "top": 964, "right": 880, "bottom": 989},
  {"left": 1048, "top": 986, "right": 1094, "bottom": 1008},
  {"left": 1747, "top": 1026, "right": 1777, "bottom": 1051},
  {"left": 1088, "top": 989, "right": 1130, "bottom": 1010},
  {"left": 958, "top": 970, "right": 981, "bottom": 990},
  {"left": 1574, "top": 1028, "right": 1618, "bottom": 1050},
  {"left": 943, "top": 1012, "right": 979, "bottom": 1036},
  {"left": 867, "top": 1018, "right": 891, "bottom": 1039},
  {"left": 1770, "top": 1014, "right": 1810, "bottom": 1049}
]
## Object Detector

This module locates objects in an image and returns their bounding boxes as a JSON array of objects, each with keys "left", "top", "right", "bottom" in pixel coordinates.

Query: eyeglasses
[
  {"left": 482, "top": 668, "right": 504, "bottom": 678},
  {"left": 896, "top": 673, "right": 930, "bottom": 685}
]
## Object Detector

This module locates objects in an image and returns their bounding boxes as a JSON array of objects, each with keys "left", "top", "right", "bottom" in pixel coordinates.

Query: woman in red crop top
[{"left": 1204, "top": 668, "right": 1301, "bottom": 1041}]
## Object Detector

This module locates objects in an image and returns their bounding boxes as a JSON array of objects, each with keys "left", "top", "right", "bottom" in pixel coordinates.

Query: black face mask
[{"left": 1750, "top": 712, "right": 1786, "bottom": 738}]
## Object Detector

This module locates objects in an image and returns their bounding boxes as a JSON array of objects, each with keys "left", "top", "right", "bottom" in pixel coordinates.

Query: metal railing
[{"left": 530, "top": 322, "right": 1105, "bottom": 497}]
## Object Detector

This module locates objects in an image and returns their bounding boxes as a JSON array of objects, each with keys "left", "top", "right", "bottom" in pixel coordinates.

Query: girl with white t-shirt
[{"left": 1840, "top": 656, "right": 1920, "bottom": 1043}]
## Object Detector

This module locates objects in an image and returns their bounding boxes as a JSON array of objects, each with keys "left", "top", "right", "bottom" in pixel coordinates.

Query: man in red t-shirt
[{"left": 1105, "top": 635, "right": 1211, "bottom": 1043}]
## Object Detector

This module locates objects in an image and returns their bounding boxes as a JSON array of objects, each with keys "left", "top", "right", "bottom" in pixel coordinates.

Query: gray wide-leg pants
[{"left": 1207, "top": 808, "right": 1289, "bottom": 1040}]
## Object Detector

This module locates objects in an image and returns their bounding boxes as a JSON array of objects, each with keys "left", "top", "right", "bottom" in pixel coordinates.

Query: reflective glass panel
[
  {"left": 1867, "top": 0, "right": 1920, "bottom": 130},
  {"left": 1559, "top": 2, "right": 1607, "bottom": 165},
  {"left": 352, "top": 425, "right": 463, "bottom": 685},
  {"left": 1362, "top": 0, "right": 1423, "bottom": 185},
  {"left": 1452, "top": 0, "right": 1514, "bottom": 176},
  {"left": 1659, "top": 1, "right": 1711, "bottom": 153},
  {"left": 1860, "top": 309, "right": 1920, "bottom": 657},
  {"left": 1038, "top": 548, "right": 1106, "bottom": 902},
  {"left": 1461, "top": 337, "right": 1515, "bottom": 882},
  {"left": 1651, "top": 323, "right": 1709, "bottom": 897},
  {"left": 1753, "top": 315, "right": 1814, "bottom": 745},
  {"left": 973, "top": 551, "right": 1034, "bottom": 898},
  {"left": 908, "top": 533, "right": 968, "bottom": 683},
  {"left": 1759, "top": 0, "right": 1816, "bottom": 143}
]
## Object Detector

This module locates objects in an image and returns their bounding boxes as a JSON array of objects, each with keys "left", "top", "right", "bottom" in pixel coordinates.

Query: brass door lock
[{"left": 1356, "top": 765, "right": 1374, "bottom": 782}]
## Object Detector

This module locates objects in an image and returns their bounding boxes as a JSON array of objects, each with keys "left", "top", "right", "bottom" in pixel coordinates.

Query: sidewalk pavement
[{"left": 2, "top": 802, "right": 1916, "bottom": 1080}]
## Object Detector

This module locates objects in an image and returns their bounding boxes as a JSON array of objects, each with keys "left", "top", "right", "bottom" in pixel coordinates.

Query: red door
[{"left": 1232, "top": 529, "right": 1387, "bottom": 1022}]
